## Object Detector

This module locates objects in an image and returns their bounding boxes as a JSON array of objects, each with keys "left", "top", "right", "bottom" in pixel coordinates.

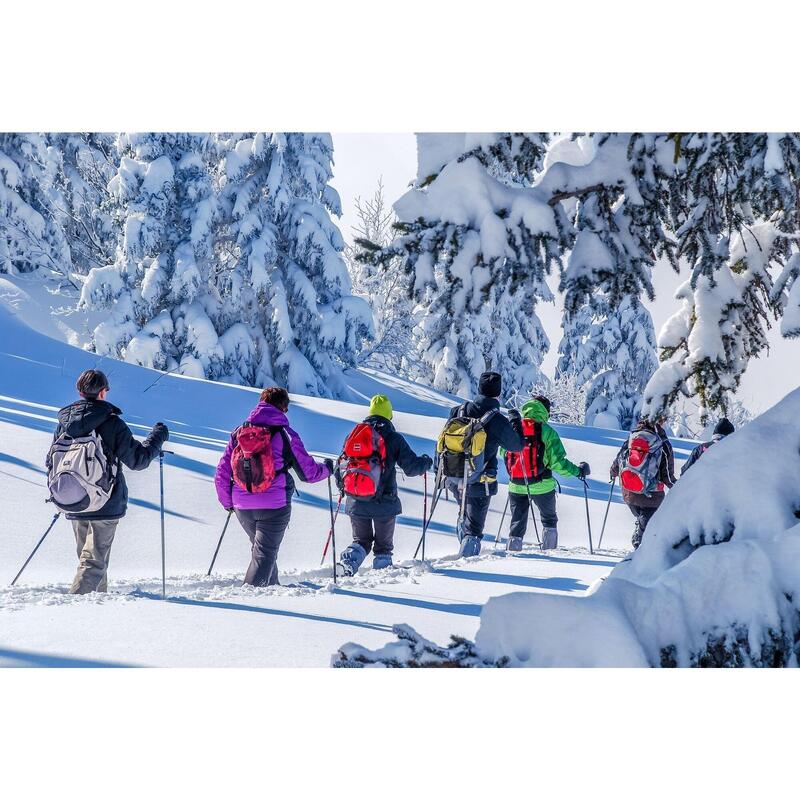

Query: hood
[
  {"left": 247, "top": 402, "right": 289, "bottom": 427},
  {"left": 521, "top": 398, "right": 549, "bottom": 423},
  {"left": 364, "top": 414, "right": 395, "bottom": 433},
  {"left": 58, "top": 399, "right": 120, "bottom": 437}
]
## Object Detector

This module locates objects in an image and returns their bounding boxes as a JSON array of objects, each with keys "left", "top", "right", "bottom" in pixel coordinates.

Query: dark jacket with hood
[
  {"left": 342, "top": 415, "right": 431, "bottom": 518},
  {"left": 610, "top": 421, "right": 676, "bottom": 508},
  {"left": 47, "top": 399, "right": 167, "bottom": 520},
  {"left": 447, "top": 395, "right": 523, "bottom": 498}
]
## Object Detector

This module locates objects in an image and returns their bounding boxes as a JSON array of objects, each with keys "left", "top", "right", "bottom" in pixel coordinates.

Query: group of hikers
[{"left": 43, "top": 368, "right": 735, "bottom": 593}]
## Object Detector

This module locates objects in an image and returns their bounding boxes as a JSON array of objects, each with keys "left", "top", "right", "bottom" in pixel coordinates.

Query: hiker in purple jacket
[{"left": 215, "top": 387, "right": 332, "bottom": 586}]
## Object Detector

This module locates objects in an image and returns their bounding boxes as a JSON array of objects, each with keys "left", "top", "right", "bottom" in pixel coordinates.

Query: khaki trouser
[{"left": 70, "top": 519, "right": 119, "bottom": 594}]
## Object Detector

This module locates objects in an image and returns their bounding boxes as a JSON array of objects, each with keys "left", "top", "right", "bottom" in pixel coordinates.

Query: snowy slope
[{"left": 0, "top": 289, "right": 697, "bottom": 667}]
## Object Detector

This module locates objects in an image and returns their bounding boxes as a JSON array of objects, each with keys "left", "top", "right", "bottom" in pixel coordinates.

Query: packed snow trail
[{"left": 0, "top": 284, "right": 692, "bottom": 666}]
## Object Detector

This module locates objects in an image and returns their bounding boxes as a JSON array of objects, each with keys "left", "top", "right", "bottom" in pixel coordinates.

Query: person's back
[
  {"left": 337, "top": 395, "right": 432, "bottom": 575},
  {"left": 215, "top": 386, "right": 331, "bottom": 586},
  {"left": 443, "top": 371, "right": 522, "bottom": 557},
  {"left": 681, "top": 418, "right": 735, "bottom": 476},
  {"left": 611, "top": 418, "right": 675, "bottom": 548},
  {"left": 47, "top": 369, "right": 168, "bottom": 594}
]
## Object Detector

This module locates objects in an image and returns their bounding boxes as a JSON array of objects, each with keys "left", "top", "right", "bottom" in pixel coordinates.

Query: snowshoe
[
  {"left": 458, "top": 535, "right": 481, "bottom": 558},
  {"left": 541, "top": 526, "right": 558, "bottom": 551},
  {"left": 373, "top": 554, "right": 393, "bottom": 570},
  {"left": 506, "top": 536, "right": 523, "bottom": 553}
]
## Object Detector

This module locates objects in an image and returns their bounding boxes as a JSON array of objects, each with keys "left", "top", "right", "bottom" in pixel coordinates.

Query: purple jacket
[{"left": 215, "top": 402, "right": 330, "bottom": 510}]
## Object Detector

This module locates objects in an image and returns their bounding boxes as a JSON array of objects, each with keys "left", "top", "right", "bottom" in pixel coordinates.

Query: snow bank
[{"left": 478, "top": 387, "right": 800, "bottom": 667}]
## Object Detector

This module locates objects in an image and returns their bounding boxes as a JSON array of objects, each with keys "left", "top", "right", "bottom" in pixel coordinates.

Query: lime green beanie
[{"left": 369, "top": 394, "right": 393, "bottom": 420}]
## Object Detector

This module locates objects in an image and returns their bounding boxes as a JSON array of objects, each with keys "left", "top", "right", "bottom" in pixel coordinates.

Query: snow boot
[
  {"left": 631, "top": 522, "right": 642, "bottom": 549},
  {"left": 373, "top": 553, "right": 393, "bottom": 570},
  {"left": 541, "top": 526, "right": 558, "bottom": 551},
  {"left": 337, "top": 543, "right": 367, "bottom": 577},
  {"left": 459, "top": 535, "right": 481, "bottom": 558},
  {"left": 507, "top": 535, "right": 524, "bottom": 553}
]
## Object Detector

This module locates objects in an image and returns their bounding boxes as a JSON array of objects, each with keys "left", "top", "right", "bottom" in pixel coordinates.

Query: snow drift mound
[{"left": 476, "top": 388, "right": 800, "bottom": 667}]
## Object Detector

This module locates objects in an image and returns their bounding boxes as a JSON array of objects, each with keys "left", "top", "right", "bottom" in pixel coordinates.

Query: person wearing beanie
[
  {"left": 500, "top": 395, "right": 590, "bottom": 552},
  {"left": 46, "top": 369, "right": 169, "bottom": 594},
  {"left": 680, "top": 417, "right": 736, "bottom": 476},
  {"left": 336, "top": 394, "right": 433, "bottom": 575},
  {"left": 443, "top": 371, "right": 524, "bottom": 558}
]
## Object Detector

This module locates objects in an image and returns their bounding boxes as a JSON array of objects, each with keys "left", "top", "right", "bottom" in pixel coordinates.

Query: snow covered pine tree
[{"left": 358, "top": 134, "right": 556, "bottom": 398}]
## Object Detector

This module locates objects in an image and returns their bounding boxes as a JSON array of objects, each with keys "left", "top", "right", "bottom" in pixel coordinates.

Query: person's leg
[
  {"left": 532, "top": 490, "right": 558, "bottom": 528},
  {"left": 242, "top": 506, "right": 290, "bottom": 587},
  {"left": 508, "top": 494, "right": 529, "bottom": 539},
  {"left": 633, "top": 505, "right": 658, "bottom": 549},
  {"left": 339, "top": 516, "right": 372, "bottom": 575},
  {"left": 459, "top": 493, "right": 491, "bottom": 556},
  {"left": 69, "top": 519, "right": 118, "bottom": 594},
  {"left": 372, "top": 517, "right": 396, "bottom": 568}
]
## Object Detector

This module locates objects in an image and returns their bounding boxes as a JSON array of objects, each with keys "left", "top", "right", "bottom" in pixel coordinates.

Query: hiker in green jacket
[{"left": 500, "top": 396, "right": 589, "bottom": 551}]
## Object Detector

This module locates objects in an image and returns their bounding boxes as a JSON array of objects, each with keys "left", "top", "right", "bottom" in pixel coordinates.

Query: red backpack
[
  {"left": 231, "top": 423, "right": 285, "bottom": 493},
  {"left": 338, "top": 422, "right": 387, "bottom": 499},
  {"left": 505, "top": 418, "right": 549, "bottom": 482}
]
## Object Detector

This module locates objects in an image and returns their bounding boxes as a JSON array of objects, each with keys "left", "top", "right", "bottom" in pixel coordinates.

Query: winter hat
[
  {"left": 369, "top": 394, "right": 393, "bottom": 420},
  {"left": 713, "top": 417, "right": 735, "bottom": 437},
  {"left": 533, "top": 395, "right": 551, "bottom": 414},
  {"left": 478, "top": 371, "right": 502, "bottom": 398}
]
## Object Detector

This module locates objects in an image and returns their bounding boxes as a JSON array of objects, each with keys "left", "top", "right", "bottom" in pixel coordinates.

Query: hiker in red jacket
[{"left": 215, "top": 387, "right": 332, "bottom": 586}]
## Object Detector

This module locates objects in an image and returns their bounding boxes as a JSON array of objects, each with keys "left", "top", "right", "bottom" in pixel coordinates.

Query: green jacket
[{"left": 500, "top": 399, "right": 581, "bottom": 495}]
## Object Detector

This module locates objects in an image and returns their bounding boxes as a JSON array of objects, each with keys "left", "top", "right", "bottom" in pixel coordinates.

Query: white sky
[{"left": 331, "top": 134, "right": 798, "bottom": 414}]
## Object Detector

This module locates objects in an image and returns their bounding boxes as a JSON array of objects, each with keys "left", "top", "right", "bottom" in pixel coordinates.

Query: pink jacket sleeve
[{"left": 214, "top": 435, "right": 235, "bottom": 508}]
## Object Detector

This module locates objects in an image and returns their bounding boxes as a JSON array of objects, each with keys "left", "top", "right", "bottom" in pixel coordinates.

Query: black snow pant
[
  {"left": 509, "top": 490, "right": 558, "bottom": 539},
  {"left": 627, "top": 502, "right": 659, "bottom": 549},
  {"left": 235, "top": 505, "right": 292, "bottom": 587},
  {"left": 351, "top": 515, "right": 396, "bottom": 556},
  {"left": 445, "top": 479, "right": 493, "bottom": 540}
]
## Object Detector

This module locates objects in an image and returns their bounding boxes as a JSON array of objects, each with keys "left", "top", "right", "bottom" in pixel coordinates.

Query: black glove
[
  {"left": 421, "top": 454, "right": 433, "bottom": 472},
  {"left": 152, "top": 421, "right": 169, "bottom": 442},
  {"left": 578, "top": 462, "right": 591, "bottom": 478},
  {"left": 324, "top": 458, "right": 335, "bottom": 474}
]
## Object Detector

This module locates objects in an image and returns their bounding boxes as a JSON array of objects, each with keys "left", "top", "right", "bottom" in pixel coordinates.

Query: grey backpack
[{"left": 47, "top": 430, "right": 117, "bottom": 513}]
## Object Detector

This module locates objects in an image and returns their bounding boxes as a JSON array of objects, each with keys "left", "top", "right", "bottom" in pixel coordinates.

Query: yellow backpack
[{"left": 437, "top": 406, "right": 496, "bottom": 481}]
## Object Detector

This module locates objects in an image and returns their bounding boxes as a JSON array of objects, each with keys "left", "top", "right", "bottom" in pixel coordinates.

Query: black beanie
[
  {"left": 534, "top": 395, "right": 552, "bottom": 413},
  {"left": 478, "top": 371, "right": 502, "bottom": 398},
  {"left": 713, "top": 417, "right": 735, "bottom": 436}
]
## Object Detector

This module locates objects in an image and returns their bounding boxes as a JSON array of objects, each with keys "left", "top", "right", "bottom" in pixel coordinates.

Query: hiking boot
[
  {"left": 458, "top": 535, "right": 481, "bottom": 558},
  {"left": 373, "top": 554, "right": 393, "bottom": 570},
  {"left": 507, "top": 536, "right": 524, "bottom": 552},
  {"left": 541, "top": 526, "right": 558, "bottom": 550},
  {"left": 337, "top": 543, "right": 367, "bottom": 576}
]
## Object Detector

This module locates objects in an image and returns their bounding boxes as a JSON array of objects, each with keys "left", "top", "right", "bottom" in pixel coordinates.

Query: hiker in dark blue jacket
[
  {"left": 336, "top": 395, "right": 432, "bottom": 575},
  {"left": 445, "top": 371, "right": 523, "bottom": 557},
  {"left": 680, "top": 418, "right": 735, "bottom": 476}
]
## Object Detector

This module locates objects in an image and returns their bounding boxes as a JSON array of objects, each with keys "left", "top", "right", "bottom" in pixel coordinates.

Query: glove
[
  {"left": 152, "top": 421, "right": 169, "bottom": 442},
  {"left": 421, "top": 455, "right": 433, "bottom": 472},
  {"left": 324, "top": 458, "right": 335, "bottom": 475},
  {"left": 578, "top": 461, "right": 591, "bottom": 478}
]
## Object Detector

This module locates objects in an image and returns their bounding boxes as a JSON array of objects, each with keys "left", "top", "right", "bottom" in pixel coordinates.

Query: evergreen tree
[{"left": 360, "top": 133, "right": 558, "bottom": 397}]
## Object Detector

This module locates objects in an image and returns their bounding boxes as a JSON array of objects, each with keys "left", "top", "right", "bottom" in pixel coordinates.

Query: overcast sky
[{"left": 330, "top": 134, "right": 797, "bottom": 414}]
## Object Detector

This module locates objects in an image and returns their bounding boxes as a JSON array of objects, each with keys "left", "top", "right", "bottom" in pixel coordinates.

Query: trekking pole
[
  {"left": 581, "top": 477, "right": 594, "bottom": 555},
  {"left": 421, "top": 470, "right": 428, "bottom": 561},
  {"left": 414, "top": 462, "right": 444, "bottom": 559},
  {"left": 597, "top": 477, "right": 616, "bottom": 550},
  {"left": 207, "top": 510, "right": 234, "bottom": 576},
  {"left": 494, "top": 493, "right": 510, "bottom": 551},
  {"left": 320, "top": 493, "right": 343, "bottom": 565},
  {"left": 519, "top": 460, "right": 541, "bottom": 545},
  {"left": 11, "top": 512, "right": 61, "bottom": 586},
  {"left": 159, "top": 449, "right": 174, "bottom": 599},
  {"left": 327, "top": 474, "right": 338, "bottom": 584}
]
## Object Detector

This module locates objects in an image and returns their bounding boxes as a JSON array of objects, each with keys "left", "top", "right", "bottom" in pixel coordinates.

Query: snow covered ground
[{"left": 0, "top": 275, "right": 697, "bottom": 667}]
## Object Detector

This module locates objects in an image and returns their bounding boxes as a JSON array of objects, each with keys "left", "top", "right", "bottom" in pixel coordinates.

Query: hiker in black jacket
[
  {"left": 47, "top": 370, "right": 168, "bottom": 594},
  {"left": 336, "top": 394, "right": 432, "bottom": 575},
  {"left": 446, "top": 371, "right": 523, "bottom": 557}
]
